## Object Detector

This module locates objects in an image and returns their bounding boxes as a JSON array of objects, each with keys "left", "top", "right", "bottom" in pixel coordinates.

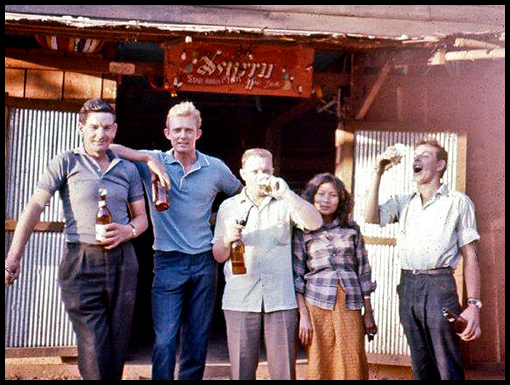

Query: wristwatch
[
  {"left": 467, "top": 297, "right": 482, "bottom": 309},
  {"left": 128, "top": 223, "right": 137, "bottom": 238}
]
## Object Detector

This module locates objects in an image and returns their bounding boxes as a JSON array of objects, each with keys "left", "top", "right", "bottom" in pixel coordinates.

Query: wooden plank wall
[{"left": 5, "top": 50, "right": 116, "bottom": 103}]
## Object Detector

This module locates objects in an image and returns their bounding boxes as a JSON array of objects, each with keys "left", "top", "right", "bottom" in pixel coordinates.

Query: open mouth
[{"left": 413, "top": 165, "right": 423, "bottom": 173}]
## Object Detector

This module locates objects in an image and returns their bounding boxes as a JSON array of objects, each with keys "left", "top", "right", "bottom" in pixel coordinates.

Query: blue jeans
[
  {"left": 151, "top": 250, "right": 217, "bottom": 380},
  {"left": 397, "top": 270, "right": 464, "bottom": 380}
]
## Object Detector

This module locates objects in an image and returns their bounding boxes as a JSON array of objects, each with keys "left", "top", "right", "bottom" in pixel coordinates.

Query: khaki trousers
[{"left": 224, "top": 308, "right": 298, "bottom": 380}]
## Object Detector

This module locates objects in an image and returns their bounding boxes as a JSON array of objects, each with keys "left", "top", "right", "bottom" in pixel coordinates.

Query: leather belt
[{"left": 402, "top": 267, "right": 453, "bottom": 275}]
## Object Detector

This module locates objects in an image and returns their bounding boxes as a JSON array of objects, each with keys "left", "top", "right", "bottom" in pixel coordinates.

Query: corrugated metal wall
[
  {"left": 5, "top": 108, "right": 81, "bottom": 348},
  {"left": 352, "top": 131, "right": 458, "bottom": 359}
]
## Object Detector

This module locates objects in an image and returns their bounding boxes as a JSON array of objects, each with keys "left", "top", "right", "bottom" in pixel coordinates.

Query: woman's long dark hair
[{"left": 301, "top": 173, "right": 353, "bottom": 228}]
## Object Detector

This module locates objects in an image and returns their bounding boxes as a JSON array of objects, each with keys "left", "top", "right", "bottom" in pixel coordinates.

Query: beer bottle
[
  {"left": 260, "top": 177, "right": 280, "bottom": 196},
  {"left": 96, "top": 188, "right": 112, "bottom": 242},
  {"left": 230, "top": 220, "right": 246, "bottom": 275},
  {"left": 152, "top": 178, "right": 169, "bottom": 211},
  {"left": 442, "top": 307, "right": 468, "bottom": 333},
  {"left": 380, "top": 143, "right": 406, "bottom": 169}
]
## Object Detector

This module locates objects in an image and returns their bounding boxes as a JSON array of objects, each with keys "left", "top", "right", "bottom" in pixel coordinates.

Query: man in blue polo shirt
[{"left": 111, "top": 101, "right": 242, "bottom": 380}]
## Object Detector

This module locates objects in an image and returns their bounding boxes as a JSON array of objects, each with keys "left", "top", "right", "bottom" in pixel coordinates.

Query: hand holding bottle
[
  {"left": 375, "top": 143, "right": 406, "bottom": 174},
  {"left": 147, "top": 157, "right": 171, "bottom": 190},
  {"left": 458, "top": 305, "right": 482, "bottom": 341},
  {"left": 223, "top": 218, "right": 244, "bottom": 247},
  {"left": 224, "top": 218, "right": 247, "bottom": 275},
  {"left": 98, "top": 223, "right": 135, "bottom": 250},
  {"left": 260, "top": 175, "right": 289, "bottom": 199}
]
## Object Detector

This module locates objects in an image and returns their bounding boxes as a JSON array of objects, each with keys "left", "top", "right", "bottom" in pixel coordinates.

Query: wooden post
[
  {"left": 355, "top": 55, "right": 394, "bottom": 120},
  {"left": 454, "top": 133, "right": 468, "bottom": 304}
]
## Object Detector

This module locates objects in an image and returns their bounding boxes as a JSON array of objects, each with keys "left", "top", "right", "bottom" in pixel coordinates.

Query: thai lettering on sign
[{"left": 165, "top": 43, "right": 314, "bottom": 97}]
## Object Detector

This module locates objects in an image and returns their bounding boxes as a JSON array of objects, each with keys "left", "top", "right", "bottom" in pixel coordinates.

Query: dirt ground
[{"left": 5, "top": 359, "right": 504, "bottom": 380}]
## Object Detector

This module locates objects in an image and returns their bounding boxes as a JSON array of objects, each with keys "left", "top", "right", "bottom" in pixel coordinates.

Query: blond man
[{"left": 111, "top": 101, "right": 242, "bottom": 380}]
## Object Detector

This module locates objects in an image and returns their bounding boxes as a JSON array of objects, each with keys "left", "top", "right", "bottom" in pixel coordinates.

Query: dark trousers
[
  {"left": 58, "top": 242, "right": 139, "bottom": 380},
  {"left": 151, "top": 250, "right": 217, "bottom": 380},
  {"left": 397, "top": 270, "right": 465, "bottom": 380}
]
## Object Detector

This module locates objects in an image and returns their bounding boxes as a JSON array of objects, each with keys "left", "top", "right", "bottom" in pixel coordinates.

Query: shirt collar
[
  {"left": 73, "top": 145, "right": 120, "bottom": 161},
  {"left": 412, "top": 183, "right": 450, "bottom": 198},
  {"left": 166, "top": 149, "right": 210, "bottom": 168},
  {"left": 322, "top": 217, "right": 341, "bottom": 230},
  {"left": 238, "top": 187, "right": 274, "bottom": 210}
]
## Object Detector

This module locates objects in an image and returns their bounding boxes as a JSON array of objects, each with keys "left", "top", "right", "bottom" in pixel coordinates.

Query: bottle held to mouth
[
  {"left": 259, "top": 177, "right": 280, "bottom": 195},
  {"left": 380, "top": 143, "right": 406, "bottom": 169}
]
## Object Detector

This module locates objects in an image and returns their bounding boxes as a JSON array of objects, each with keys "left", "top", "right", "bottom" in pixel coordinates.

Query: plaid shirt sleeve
[
  {"left": 352, "top": 221, "right": 377, "bottom": 297},
  {"left": 292, "top": 228, "right": 307, "bottom": 295}
]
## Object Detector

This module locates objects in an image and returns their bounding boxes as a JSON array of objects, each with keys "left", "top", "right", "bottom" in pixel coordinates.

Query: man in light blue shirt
[{"left": 111, "top": 101, "right": 242, "bottom": 380}]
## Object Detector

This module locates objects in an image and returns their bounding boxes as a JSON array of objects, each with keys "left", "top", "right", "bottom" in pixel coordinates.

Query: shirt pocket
[{"left": 274, "top": 221, "right": 291, "bottom": 245}]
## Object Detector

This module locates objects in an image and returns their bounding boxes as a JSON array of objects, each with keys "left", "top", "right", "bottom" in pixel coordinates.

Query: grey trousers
[
  {"left": 58, "top": 242, "right": 139, "bottom": 380},
  {"left": 224, "top": 308, "right": 298, "bottom": 380}
]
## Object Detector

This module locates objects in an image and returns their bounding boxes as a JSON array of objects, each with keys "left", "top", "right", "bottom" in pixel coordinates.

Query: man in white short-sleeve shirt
[
  {"left": 365, "top": 138, "right": 481, "bottom": 380},
  {"left": 212, "top": 148, "right": 322, "bottom": 380}
]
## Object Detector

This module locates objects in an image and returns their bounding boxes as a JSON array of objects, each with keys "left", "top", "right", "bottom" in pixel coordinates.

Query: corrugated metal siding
[
  {"left": 352, "top": 131, "right": 458, "bottom": 358},
  {"left": 5, "top": 107, "right": 81, "bottom": 348}
]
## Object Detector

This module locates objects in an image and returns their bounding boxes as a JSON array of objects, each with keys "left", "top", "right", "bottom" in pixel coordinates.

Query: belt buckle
[{"left": 412, "top": 269, "right": 420, "bottom": 275}]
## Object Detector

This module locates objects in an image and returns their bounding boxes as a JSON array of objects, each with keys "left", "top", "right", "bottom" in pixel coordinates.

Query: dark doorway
[{"left": 115, "top": 75, "right": 337, "bottom": 360}]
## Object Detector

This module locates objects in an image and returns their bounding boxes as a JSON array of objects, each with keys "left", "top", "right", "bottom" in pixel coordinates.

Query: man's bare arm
[{"left": 110, "top": 144, "right": 170, "bottom": 189}]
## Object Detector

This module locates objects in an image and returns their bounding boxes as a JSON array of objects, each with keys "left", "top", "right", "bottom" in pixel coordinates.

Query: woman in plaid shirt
[{"left": 293, "top": 173, "right": 377, "bottom": 380}]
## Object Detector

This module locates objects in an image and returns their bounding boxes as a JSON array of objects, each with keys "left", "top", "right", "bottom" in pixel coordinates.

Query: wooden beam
[
  {"left": 5, "top": 346, "right": 77, "bottom": 359},
  {"left": 5, "top": 220, "right": 65, "bottom": 232},
  {"left": 5, "top": 51, "right": 163, "bottom": 77},
  {"left": 445, "top": 48, "right": 505, "bottom": 62},
  {"left": 429, "top": 48, "right": 505, "bottom": 65},
  {"left": 367, "top": 353, "right": 411, "bottom": 367},
  {"left": 355, "top": 55, "right": 394, "bottom": 120},
  {"left": 364, "top": 236, "right": 397, "bottom": 246},
  {"left": 454, "top": 38, "right": 502, "bottom": 50}
]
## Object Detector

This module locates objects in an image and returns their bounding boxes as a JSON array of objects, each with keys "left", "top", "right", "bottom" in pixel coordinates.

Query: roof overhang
[{"left": 5, "top": 5, "right": 506, "bottom": 51}]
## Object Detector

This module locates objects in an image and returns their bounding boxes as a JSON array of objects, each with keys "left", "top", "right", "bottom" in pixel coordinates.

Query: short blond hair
[
  {"left": 241, "top": 148, "right": 273, "bottom": 168},
  {"left": 166, "top": 101, "right": 202, "bottom": 129}
]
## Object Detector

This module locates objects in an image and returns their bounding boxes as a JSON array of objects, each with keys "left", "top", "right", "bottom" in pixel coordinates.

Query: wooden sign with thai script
[{"left": 164, "top": 43, "right": 314, "bottom": 97}]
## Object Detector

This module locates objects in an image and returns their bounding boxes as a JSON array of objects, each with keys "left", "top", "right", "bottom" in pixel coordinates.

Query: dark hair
[
  {"left": 414, "top": 137, "right": 448, "bottom": 178},
  {"left": 302, "top": 173, "right": 353, "bottom": 227},
  {"left": 78, "top": 99, "right": 116, "bottom": 125}
]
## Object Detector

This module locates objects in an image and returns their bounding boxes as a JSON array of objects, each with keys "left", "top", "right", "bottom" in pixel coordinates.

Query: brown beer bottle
[
  {"left": 230, "top": 220, "right": 246, "bottom": 275},
  {"left": 152, "top": 178, "right": 169, "bottom": 211},
  {"left": 442, "top": 307, "right": 468, "bottom": 333},
  {"left": 96, "top": 188, "right": 112, "bottom": 242}
]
